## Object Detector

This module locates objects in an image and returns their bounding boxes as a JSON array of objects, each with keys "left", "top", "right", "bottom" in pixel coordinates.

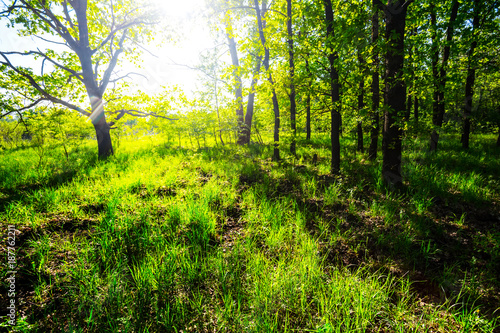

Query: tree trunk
[
  {"left": 324, "top": 0, "right": 341, "bottom": 174},
  {"left": 382, "top": 0, "right": 412, "bottom": 188},
  {"left": 241, "top": 56, "right": 262, "bottom": 145},
  {"left": 287, "top": 0, "right": 297, "bottom": 155},
  {"left": 357, "top": 122, "right": 364, "bottom": 153},
  {"left": 89, "top": 95, "right": 113, "bottom": 159},
  {"left": 225, "top": 16, "right": 245, "bottom": 145},
  {"left": 405, "top": 29, "right": 414, "bottom": 122},
  {"left": 358, "top": 54, "right": 366, "bottom": 153},
  {"left": 368, "top": 0, "right": 380, "bottom": 160},
  {"left": 497, "top": 126, "right": 500, "bottom": 147},
  {"left": 306, "top": 58, "right": 312, "bottom": 141},
  {"left": 94, "top": 120, "right": 113, "bottom": 159},
  {"left": 430, "top": 0, "right": 459, "bottom": 151},
  {"left": 414, "top": 96, "right": 419, "bottom": 126},
  {"left": 462, "top": 0, "right": 479, "bottom": 149},
  {"left": 406, "top": 92, "right": 412, "bottom": 122},
  {"left": 214, "top": 69, "right": 224, "bottom": 146},
  {"left": 429, "top": 3, "right": 440, "bottom": 152},
  {"left": 255, "top": 0, "right": 280, "bottom": 161}
]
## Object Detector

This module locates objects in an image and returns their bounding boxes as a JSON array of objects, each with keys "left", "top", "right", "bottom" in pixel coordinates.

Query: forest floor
[{"left": 1, "top": 133, "right": 499, "bottom": 332}]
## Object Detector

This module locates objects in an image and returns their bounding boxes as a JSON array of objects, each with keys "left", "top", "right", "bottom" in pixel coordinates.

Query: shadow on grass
[{"left": 226, "top": 148, "right": 500, "bottom": 319}]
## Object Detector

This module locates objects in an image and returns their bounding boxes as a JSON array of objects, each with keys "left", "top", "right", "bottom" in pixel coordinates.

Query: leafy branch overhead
[{"left": 0, "top": 0, "right": 172, "bottom": 157}]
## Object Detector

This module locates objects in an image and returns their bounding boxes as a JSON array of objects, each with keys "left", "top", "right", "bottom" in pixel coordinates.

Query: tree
[
  {"left": 254, "top": 0, "right": 281, "bottom": 161},
  {"left": 375, "top": 0, "right": 413, "bottom": 188},
  {"left": 0, "top": 0, "right": 171, "bottom": 159},
  {"left": 224, "top": 10, "right": 245, "bottom": 144},
  {"left": 368, "top": 0, "right": 380, "bottom": 160},
  {"left": 429, "top": 0, "right": 460, "bottom": 152},
  {"left": 287, "top": 0, "right": 297, "bottom": 155},
  {"left": 323, "top": 0, "right": 341, "bottom": 174}
]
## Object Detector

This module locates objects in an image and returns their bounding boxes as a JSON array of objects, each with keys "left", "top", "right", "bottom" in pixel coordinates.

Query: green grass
[{"left": 0, "top": 133, "right": 499, "bottom": 332}]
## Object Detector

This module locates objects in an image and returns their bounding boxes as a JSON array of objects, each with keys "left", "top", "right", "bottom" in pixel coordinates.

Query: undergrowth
[{"left": 0, "top": 133, "right": 499, "bottom": 332}]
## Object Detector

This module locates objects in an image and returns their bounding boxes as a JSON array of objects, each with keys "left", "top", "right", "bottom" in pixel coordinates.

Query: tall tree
[
  {"left": 323, "top": 0, "right": 341, "bottom": 173},
  {"left": 376, "top": 0, "right": 413, "bottom": 188},
  {"left": 461, "top": 0, "right": 480, "bottom": 149},
  {"left": 368, "top": 0, "right": 380, "bottom": 160},
  {"left": 254, "top": 0, "right": 281, "bottom": 161},
  {"left": 241, "top": 55, "right": 263, "bottom": 145},
  {"left": 429, "top": 0, "right": 460, "bottom": 152},
  {"left": 357, "top": 53, "right": 366, "bottom": 153},
  {"left": 224, "top": 11, "right": 245, "bottom": 144},
  {"left": 287, "top": 0, "right": 297, "bottom": 155},
  {"left": 0, "top": 0, "right": 166, "bottom": 159}
]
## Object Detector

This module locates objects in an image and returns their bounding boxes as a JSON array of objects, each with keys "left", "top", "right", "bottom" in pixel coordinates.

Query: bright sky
[
  {"left": 0, "top": 0, "right": 214, "bottom": 96},
  {"left": 134, "top": 0, "right": 215, "bottom": 95}
]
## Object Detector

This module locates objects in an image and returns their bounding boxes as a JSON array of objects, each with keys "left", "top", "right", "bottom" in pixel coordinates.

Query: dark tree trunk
[
  {"left": 430, "top": 0, "right": 459, "bottom": 151},
  {"left": 241, "top": 57, "right": 262, "bottom": 145},
  {"left": 429, "top": 4, "right": 440, "bottom": 152},
  {"left": 358, "top": 54, "right": 366, "bottom": 153},
  {"left": 287, "top": 0, "right": 297, "bottom": 155},
  {"left": 497, "top": 126, "right": 500, "bottom": 147},
  {"left": 94, "top": 116, "right": 113, "bottom": 159},
  {"left": 462, "top": 0, "right": 479, "bottom": 149},
  {"left": 405, "top": 29, "right": 414, "bottom": 122},
  {"left": 255, "top": 0, "right": 280, "bottom": 160},
  {"left": 406, "top": 93, "right": 412, "bottom": 122},
  {"left": 414, "top": 96, "right": 419, "bottom": 125},
  {"left": 368, "top": 0, "right": 380, "bottom": 160},
  {"left": 382, "top": 0, "right": 413, "bottom": 188},
  {"left": 89, "top": 94, "right": 113, "bottom": 159},
  {"left": 357, "top": 122, "right": 364, "bottom": 153},
  {"left": 306, "top": 58, "right": 312, "bottom": 141},
  {"left": 324, "top": 0, "right": 341, "bottom": 174}
]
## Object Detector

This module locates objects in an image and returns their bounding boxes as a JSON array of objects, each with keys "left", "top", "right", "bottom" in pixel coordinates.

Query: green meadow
[{"left": 1, "top": 134, "right": 499, "bottom": 332}]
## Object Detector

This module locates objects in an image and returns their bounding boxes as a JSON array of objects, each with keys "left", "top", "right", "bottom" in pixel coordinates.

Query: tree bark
[
  {"left": 241, "top": 56, "right": 262, "bottom": 145},
  {"left": 430, "top": 0, "right": 459, "bottom": 151},
  {"left": 255, "top": 0, "right": 280, "bottom": 161},
  {"left": 324, "top": 0, "right": 341, "bottom": 174},
  {"left": 414, "top": 96, "right": 419, "bottom": 125},
  {"left": 306, "top": 59, "right": 312, "bottom": 141},
  {"left": 405, "top": 29, "right": 414, "bottom": 122},
  {"left": 406, "top": 93, "right": 412, "bottom": 122},
  {"left": 497, "top": 126, "right": 500, "bottom": 147},
  {"left": 89, "top": 92, "right": 113, "bottom": 159},
  {"left": 214, "top": 71, "right": 224, "bottom": 146},
  {"left": 462, "top": 0, "right": 479, "bottom": 149},
  {"left": 225, "top": 15, "right": 245, "bottom": 145},
  {"left": 429, "top": 3, "right": 440, "bottom": 151},
  {"left": 382, "top": 0, "right": 412, "bottom": 188},
  {"left": 358, "top": 54, "right": 366, "bottom": 153},
  {"left": 368, "top": 0, "right": 380, "bottom": 160},
  {"left": 287, "top": 0, "right": 297, "bottom": 155}
]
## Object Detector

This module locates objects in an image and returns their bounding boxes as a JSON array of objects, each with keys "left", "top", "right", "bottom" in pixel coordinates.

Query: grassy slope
[{"left": 0, "top": 134, "right": 499, "bottom": 332}]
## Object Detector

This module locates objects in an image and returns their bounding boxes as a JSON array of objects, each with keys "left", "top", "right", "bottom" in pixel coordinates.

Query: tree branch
[
  {"left": 91, "top": 18, "right": 149, "bottom": 55},
  {"left": 108, "top": 72, "right": 148, "bottom": 83},
  {"left": 1, "top": 50, "right": 84, "bottom": 82},
  {"left": 99, "top": 29, "right": 128, "bottom": 95},
  {"left": 107, "top": 109, "right": 178, "bottom": 126},
  {"left": 0, "top": 97, "right": 48, "bottom": 119},
  {"left": 1, "top": 53, "right": 90, "bottom": 117},
  {"left": 62, "top": 0, "right": 76, "bottom": 30}
]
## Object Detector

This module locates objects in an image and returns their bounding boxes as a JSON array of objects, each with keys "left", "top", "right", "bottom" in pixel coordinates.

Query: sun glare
[
  {"left": 150, "top": 0, "right": 202, "bottom": 19},
  {"left": 136, "top": 0, "right": 213, "bottom": 95}
]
